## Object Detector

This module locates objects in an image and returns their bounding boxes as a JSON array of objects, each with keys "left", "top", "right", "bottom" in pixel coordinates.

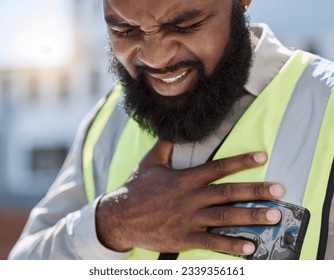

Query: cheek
[
  {"left": 110, "top": 35, "right": 138, "bottom": 78},
  {"left": 185, "top": 35, "right": 229, "bottom": 76},
  {"left": 205, "top": 24, "right": 231, "bottom": 74},
  {"left": 183, "top": 26, "right": 230, "bottom": 76},
  {"left": 189, "top": 5, "right": 232, "bottom": 75}
]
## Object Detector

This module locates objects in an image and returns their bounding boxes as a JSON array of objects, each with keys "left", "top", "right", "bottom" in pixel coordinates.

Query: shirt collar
[{"left": 245, "top": 23, "right": 294, "bottom": 96}]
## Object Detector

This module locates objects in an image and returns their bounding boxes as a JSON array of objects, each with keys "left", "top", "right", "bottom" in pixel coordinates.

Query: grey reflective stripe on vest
[
  {"left": 93, "top": 97, "right": 129, "bottom": 195},
  {"left": 266, "top": 56, "right": 334, "bottom": 205}
]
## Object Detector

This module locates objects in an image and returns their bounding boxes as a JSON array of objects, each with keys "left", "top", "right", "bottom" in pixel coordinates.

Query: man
[{"left": 9, "top": 0, "right": 334, "bottom": 260}]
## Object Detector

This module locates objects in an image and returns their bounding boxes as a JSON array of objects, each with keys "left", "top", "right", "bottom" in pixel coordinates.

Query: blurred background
[{"left": 0, "top": 0, "right": 333, "bottom": 259}]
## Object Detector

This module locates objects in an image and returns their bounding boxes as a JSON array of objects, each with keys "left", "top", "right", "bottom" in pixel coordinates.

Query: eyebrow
[
  {"left": 104, "top": 9, "right": 205, "bottom": 28},
  {"left": 104, "top": 14, "right": 133, "bottom": 28},
  {"left": 167, "top": 10, "right": 205, "bottom": 25}
]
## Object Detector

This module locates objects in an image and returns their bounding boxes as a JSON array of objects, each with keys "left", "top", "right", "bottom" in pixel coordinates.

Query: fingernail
[
  {"left": 253, "top": 152, "right": 267, "bottom": 164},
  {"left": 243, "top": 243, "right": 256, "bottom": 255},
  {"left": 266, "top": 209, "right": 281, "bottom": 222},
  {"left": 269, "top": 184, "right": 285, "bottom": 198}
]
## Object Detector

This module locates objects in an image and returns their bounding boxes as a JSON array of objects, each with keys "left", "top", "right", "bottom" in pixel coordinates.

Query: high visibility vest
[{"left": 82, "top": 51, "right": 334, "bottom": 260}]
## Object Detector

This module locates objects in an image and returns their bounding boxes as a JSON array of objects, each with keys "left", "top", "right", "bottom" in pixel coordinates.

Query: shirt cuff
[{"left": 73, "top": 195, "right": 130, "bottom": 260}]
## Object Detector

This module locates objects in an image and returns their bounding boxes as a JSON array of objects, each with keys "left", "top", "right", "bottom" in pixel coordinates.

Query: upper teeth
[{"left": 161, "top": 71, "right": 187, "bottom": 84}]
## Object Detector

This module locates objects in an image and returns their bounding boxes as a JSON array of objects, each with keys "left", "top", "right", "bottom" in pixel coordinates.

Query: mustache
[{"left": 136, "top": 60, "right": 201, "bottom": 75}]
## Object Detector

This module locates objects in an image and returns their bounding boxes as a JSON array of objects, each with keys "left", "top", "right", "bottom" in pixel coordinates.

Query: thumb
[{"left": 141, "top": 140, "right": 173, "bottom": 167}]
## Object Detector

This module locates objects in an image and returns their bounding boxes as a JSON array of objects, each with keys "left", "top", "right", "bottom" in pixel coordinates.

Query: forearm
[{"left": 8, "top": 197, "right": 129, "bottom": 260}]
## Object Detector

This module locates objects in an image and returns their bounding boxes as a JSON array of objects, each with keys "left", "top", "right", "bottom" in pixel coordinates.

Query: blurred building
[
  {"left": 0, "top": 0, "right": 115, "bottom": 259},
  {"left": 0, "top": 0, "right": 114, "bottom": 210}
]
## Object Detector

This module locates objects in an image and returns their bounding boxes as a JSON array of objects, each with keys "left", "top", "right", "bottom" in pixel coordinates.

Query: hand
[{"left": 96, "top": 140, "right": 285, "bottom": 255}]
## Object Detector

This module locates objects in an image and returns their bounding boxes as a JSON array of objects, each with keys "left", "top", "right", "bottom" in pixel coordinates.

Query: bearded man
[{"left": 9, "top": 0, "right": 334, "bottom": 260}]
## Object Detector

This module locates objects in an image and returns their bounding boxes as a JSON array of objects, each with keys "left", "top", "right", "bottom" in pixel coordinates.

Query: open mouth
[
  {"left": 144, "top": 67, "right": 197, "bottom": 97},
  {"left": 160, "top": 71, "right": 188, "bottom": 84},
  {"left": 147, "top": 68, "right": 191, "bottom": 84}
]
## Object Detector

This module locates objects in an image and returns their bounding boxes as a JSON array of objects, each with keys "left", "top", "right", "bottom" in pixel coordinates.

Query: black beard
[{"left": 108, "top": 2, "right": 253, "bottom": 143}]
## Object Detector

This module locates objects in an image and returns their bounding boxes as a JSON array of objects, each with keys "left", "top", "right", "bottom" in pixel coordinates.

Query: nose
[{"left": 137, "top": 34, "right": 178, "bottom": 70}]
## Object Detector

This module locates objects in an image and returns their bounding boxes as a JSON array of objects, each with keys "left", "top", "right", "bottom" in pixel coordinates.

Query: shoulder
[
  {"left": 310, "top": 55, "right": 334, "bottom": 90},
  {"left": 295, "top": 51, "right": 334, "bottom": 93}
]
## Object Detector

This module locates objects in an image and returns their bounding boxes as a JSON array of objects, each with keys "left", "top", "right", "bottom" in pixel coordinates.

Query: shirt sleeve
[{"left": 8, "top": 101, "right": 130, "bottom": 260}]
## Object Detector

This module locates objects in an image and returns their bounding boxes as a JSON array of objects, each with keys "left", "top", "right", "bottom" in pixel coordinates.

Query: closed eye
[
  {"left": 109, "top": 26, "right": 139, "bottom": 38},
  {"left": 171, "top": 21, "right": 204, "bottom": 33}
]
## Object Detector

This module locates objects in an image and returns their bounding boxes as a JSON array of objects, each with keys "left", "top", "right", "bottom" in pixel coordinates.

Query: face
[
  {"left": 104, "top": 0, "right": 253, "bottom": 143},
  {"left": 104, "top": 0, "right": 239, "bottom": 96}
]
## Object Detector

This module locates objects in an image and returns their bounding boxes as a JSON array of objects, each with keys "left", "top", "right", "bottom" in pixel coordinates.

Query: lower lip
[{"left": 146, "top": 69, "right": 196, "bottom": 97}]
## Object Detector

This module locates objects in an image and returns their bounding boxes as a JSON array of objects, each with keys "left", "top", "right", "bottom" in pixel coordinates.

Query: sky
[
  {"left": 249, "top": 0, "right": 334, "bottom": 35},
  {"left": 0, "top": 0, "right": 333, "bottom": 69}
]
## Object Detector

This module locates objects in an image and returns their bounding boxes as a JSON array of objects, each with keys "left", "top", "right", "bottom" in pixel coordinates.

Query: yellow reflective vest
[{"left": 82, "top": 51, "right": 334, "bottom": 260}]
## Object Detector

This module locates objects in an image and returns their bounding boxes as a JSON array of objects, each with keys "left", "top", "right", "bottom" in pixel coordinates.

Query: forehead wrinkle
[
  {"left": 105, "top": 0, "right": 205, "bottom": 29},
  {"left": 105, "top": 0, "right": 226, "bottom": 38},
  {"left": 105, "top": 1, "right": 165, "bottom": 30}
]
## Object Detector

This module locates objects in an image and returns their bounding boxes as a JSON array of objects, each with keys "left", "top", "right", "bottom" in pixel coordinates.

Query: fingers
[
  {"left": 196, "top": 182, "right": 285, "bottom": 207},
  {"left": 189, "top": 232, "right": 256, "bottom": 256},
  {"left": 184, "top": 152, "right": 268, "bottom": 184},
  {"left": 191, "top": 182, "right": 285, "bottom": 227},
  {"left": 140, "top": 140, "right": 173, "bottom": 167},
  {"left": 189, "top": 200, "right": 283, "bottom": 255},
  {"left": 141, "top": 142, "right": 268, "bottom": 188},
  {"left": 197, "top": 206, "right": 282, "bottom": 228}
]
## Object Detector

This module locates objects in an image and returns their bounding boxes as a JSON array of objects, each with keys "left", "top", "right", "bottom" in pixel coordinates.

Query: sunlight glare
[
  {"left": 15, "top": 20, "right": 71, "bottom": 67},
  {"left": 0, "top": 0, "right": 73, "bottom": 69}
]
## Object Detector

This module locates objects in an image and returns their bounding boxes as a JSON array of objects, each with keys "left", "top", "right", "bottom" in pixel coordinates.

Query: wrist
[{"left": 95, "top": 195, "right": 132, "bottom": 252}]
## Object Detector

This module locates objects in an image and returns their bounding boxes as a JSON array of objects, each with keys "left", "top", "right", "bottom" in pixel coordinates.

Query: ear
[{"left": 238, "top": 0, "right": 252, "bottom": 12}]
